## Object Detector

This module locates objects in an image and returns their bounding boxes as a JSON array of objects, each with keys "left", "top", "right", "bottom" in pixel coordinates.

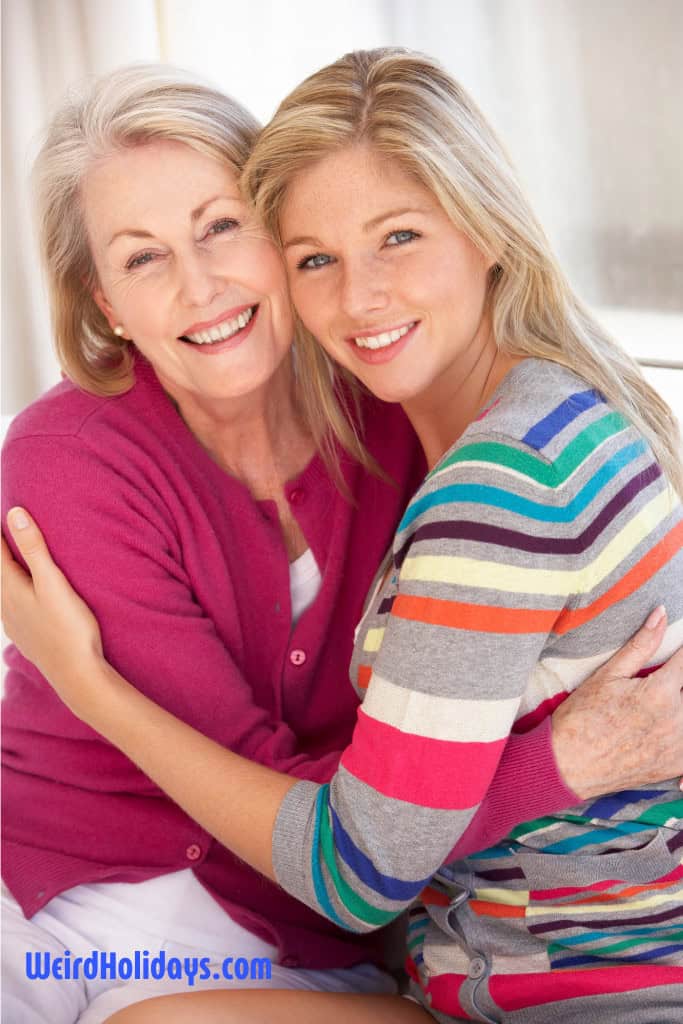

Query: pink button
[
  {"left": 289, "top": 488, "right": 305, "bottom": 506},
  {"left": 289, "top": 648, "right": 307, "bottom": 666},
  {"left": 281, "top": 955, "right": 300, "bottom": 968},
  {"left": 185, "top": 843, "right": 202, "bottom": 861}
]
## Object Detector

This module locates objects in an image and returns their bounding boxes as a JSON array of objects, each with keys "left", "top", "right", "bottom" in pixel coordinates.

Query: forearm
[{"left": 76, "top": 657, "right": 294, "bottom": 881}]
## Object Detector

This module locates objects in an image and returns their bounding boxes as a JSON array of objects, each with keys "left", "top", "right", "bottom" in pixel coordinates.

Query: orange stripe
[
  {"left": 555, "top": 521, "right": 683, "bottom": 634},
  {"left": 419, "top": 885, "right": 451, "bottom": 907},
  {"left": 357, "top": 665, "right": 372, "bottom": 691},
  {"left": 470, "top": 900, "right": 526, "bottom": 918},
  {"left": 389, "top": 520, "right": 682, "bottom": 638},
  {"left": 392, "top": 595, "right": 558, "bottom": 634},
  {"left": 557, "top": 875, "right": 683, "bottom": 905}
]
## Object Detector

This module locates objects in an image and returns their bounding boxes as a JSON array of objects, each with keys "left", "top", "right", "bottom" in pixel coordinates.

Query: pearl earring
[{"left": 113, "top": 325, "right": 125, "bottom": 337}]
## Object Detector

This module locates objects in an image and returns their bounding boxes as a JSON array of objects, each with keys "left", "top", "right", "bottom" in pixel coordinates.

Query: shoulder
[
  {"left": 5, "top": 377, "right": 109, "bottom": 446},
  {"left": 3, "top": 357, "right": 175, "bottom": 462},
  {"left": 396, "top": 358, "right": 662, "bottom": 549}
]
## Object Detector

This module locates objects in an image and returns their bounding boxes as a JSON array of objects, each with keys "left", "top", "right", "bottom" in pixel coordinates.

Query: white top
[{"left": 289, "top": 547, "right": 322, "bottom": 625}]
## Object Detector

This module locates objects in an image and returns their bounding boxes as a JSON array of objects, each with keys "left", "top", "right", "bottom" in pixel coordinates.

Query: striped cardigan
[{"left": 273, "top": 358, "right": 683, "bottom": 1022}]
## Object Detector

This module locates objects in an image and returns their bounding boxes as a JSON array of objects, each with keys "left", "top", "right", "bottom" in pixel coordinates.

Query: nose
[
  {"left": 177, "top": 250, "right": 223, "bottom": 309},
  {"left": 339, "top": 256, "right": 389, "bottom": 321}
]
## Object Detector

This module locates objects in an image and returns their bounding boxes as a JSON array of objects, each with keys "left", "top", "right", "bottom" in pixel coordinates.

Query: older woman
[
  {"left": 1, "top": 65, "right": 419, "bottom": 1023},
  {"left": 3, "top": 59, "right": 683, "bottom": 1024}
]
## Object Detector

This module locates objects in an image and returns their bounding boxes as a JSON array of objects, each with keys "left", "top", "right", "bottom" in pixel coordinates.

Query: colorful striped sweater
[{"left": 273, "top": 359, "right": 683, "bottom": 1023}]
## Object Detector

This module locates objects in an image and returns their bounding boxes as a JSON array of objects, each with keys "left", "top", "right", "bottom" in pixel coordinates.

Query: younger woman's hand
[
  {"left": 2, "top": 507, "right": 104, "bottom": 717},
  {"left": 551, "top": 608, "right": 683, "bottom": 799}
]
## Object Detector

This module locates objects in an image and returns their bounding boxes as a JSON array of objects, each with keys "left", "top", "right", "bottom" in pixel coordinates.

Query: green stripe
[
  {"left": 635, "top": 799, "right": 683, "bottom": 828},
  {"left": 407, "top": 932, "right": 427, "bottom": 952},
  {"left": 433, "top": 412, "right": 628, "bottom": 486},
  {"left": 549, "top": 930, "right": 683, "bottom": 958},
  {"left": 319, "top": 799, "right": 399, "bottom": 927},
  {"left": 507, "top": 813, "right": 590, "bottom": 842}
]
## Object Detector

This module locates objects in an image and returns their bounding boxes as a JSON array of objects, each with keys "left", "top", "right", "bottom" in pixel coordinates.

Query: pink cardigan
[{"left": 1, "top": 355, "right": 575, "bottom": 968}]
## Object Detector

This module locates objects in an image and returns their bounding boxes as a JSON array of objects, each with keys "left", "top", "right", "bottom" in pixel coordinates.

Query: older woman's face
[
  {"left": 280, "top": 145, "right": 494, "bottom": 409},
  {"left": 85, "top": 140, "right": 293, "bottom": 406}
]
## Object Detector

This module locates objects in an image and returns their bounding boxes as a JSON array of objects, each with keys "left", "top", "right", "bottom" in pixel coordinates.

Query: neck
[
  {"left": 403, "top": 325, "right": 522, "bottom": 470},
  {"left": 164, "top": 357, "right": 316, "bottom": 498}
]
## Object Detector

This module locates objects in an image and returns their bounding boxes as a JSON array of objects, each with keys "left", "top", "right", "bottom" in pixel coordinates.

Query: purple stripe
[
  {"left": 668, "top": 832, "right": 683, "bottom": 853},
  {"left": 530, "top": 905, "right": 683, "bottom": 935},
  {"left": 377, "top": 596, "right": 395, "bottom": 615},
  {"left": 474, "top": 868, "right": 526, "bottom": 882},
  {"left": 394, "top": 463, "right": 661, "bottom": 568}
]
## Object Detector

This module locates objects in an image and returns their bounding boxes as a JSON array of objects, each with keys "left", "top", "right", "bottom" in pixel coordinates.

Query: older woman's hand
[
  {"left": 551, "top": 614, "right": 683, "bottom": 799},
  {"left": 2, "top": 507, "right": 105, "bottom": 718}
]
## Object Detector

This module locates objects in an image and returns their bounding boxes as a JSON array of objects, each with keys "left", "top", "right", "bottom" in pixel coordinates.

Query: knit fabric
[
  {"left": 1, "top": 354, "right": 575, "bottom": 971},
  {"left": 272, "top": 358, "right": 683, "bottom": 1019}
]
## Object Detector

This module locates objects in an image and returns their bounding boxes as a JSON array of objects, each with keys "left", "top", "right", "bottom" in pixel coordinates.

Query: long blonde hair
[{"left": 244, "top": 47, "right": 682, "bottom": 497}]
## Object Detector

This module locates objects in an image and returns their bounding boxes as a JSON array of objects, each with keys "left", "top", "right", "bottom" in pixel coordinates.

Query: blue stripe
[
  {"left": 552, "top": 943, "right": 683, "bottom": 968},
  {"left": 310, "top": 786, "right": 347, "bottom": 928},
  {"left": 585, "top": 790, "right": 665, "bottom": 820},
  {"left": 550, "top": 923, "right": 683, "bottom": 948},
  {"left": 330, "top": 806, "right": 431, "bottom": 902},
  {"left": 523, "top": 390, "right": 603, "bottom": 450},
  {"left": 543, "top": 822, "right": 652, "bottom": 854},
  {"left": 398, "top": 440, "right": 647, "bottom": 532}
]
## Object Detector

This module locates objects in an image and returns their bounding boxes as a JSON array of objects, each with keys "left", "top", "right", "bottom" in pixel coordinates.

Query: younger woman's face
[{"left": 280, "top": 145, "right": 495, "bottom": 409}]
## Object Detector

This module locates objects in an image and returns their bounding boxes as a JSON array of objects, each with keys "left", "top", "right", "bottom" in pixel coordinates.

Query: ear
[
  {"left": 91, "top": 285, "right": 116, "bottom": 328},
  {"left": 91, "top": 285, "right": 129, "bottom": 339}
]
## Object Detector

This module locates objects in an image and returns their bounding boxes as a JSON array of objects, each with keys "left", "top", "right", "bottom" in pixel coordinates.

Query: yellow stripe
[
  {"left": 362, "top": 627, "right": 385, "bottom": 653},
  {"left": 474, "top": 888, "right": 529, "bottom": 906},
  {"left": 525, "top": 890, "right": 680, "bottom": 918},
  {"left": 401, "top": 488, "right": 674, "bottom": 598}
]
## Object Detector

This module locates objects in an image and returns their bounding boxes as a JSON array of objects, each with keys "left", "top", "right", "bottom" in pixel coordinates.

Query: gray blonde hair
[
  {"left": 33, "top": 64, "right": 260, "bottom": 395},
  {"left": 33, "top": 63, "right": 375, "bottom": 478},
  {"left": 244, "top": 47, "right": 682, "bottom": 497}
]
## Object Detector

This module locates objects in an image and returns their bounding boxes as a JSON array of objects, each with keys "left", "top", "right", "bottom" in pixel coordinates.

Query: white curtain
[{"left": 2, "top": 0, "right": 681, "bottom": 418}]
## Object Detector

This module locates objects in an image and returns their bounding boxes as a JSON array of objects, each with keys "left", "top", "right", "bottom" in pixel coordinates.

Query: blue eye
[
  {"left": 297, "top": 253, "right": 333, "bottom": 270},
  {"left": 385, "top": 229, "right": 419, "bottom": 246},
  {"left": 125, "top": 252, "right": 156, "bottom": 270},
  {"left": 208, "top": 218, "right": 238, "bottom": 235}
]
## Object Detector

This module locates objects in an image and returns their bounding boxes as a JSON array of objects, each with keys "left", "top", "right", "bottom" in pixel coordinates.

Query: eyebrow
[
  {"left": 283, "top": 206, "right": 433, "bottom": 249},
  {"left": 107, "top": 194, "right": 240, "bottom": 247}
]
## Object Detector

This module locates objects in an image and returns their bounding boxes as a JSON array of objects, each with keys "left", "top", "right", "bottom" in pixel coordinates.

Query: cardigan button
[
  {"left": 289, "top": 488, "right": 306, "bottom": 506},
  {"left": 185, "top": 843, "right": 202, "bottom": 861},
  {"left": 290, "top": 649, "right": 307, "bottom": 666},
  {"left": 468, "top": 956, "right": 487, "bottom": 979},
  {"left": 281, "top": 955, "right": 300, "bottom": 967}
]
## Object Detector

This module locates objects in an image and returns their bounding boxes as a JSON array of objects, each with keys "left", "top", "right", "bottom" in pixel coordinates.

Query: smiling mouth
[
  {"left": 179, "top": 305, "right": 258, "bottom": 345},
  {"left": 351, "top": 321, "right": 418, "bottom": 350}
]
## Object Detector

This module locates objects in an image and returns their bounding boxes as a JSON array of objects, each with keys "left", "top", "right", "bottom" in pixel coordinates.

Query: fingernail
[
  {"left": 8, "top": 508, "right": 30, "bottom": 531},
  {"left": 645, "top": 605, "right": 666, "bottom": 630}
]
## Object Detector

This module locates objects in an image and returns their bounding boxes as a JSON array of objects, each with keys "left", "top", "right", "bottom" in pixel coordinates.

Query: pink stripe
[
  {"left": 424, "top": 973, "right": 468, "bottom": 1018},
  {"left": 340, "top": 709, "right": 505, "bottom": 809},
  {"left": 513, "top": 690, "right": 569, "bottom": 733},
  {"left": 532, "top": 863, "right": 683, "bottom": 901},
  {"left": 490, "top": 965, "right": 683, "bottom": 1011}
]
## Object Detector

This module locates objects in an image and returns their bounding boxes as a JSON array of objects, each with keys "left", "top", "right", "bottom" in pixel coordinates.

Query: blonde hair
[
  {"left": 244, "top": 47, "right": 682, "bottom": 497},
  {"left": 33, "top": 64, "right": 260, "bottom": 395}
]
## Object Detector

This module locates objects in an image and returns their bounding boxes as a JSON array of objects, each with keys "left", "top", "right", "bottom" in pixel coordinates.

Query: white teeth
[
  {"left": 353, "top": 322, "right": 415, "bottom": 349},
  {"left": 185, "top": 306, "right": 254, "bottom": 345}
]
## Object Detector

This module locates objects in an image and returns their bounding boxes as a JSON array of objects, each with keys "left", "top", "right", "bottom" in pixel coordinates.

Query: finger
[
  {"left": 647, "top": 644, "right": 683, "bottom": 692},
  {"left": 1, "top": 535, "right": 33, "bottom": 592},
  {"left": 6, "top": 507, "right": 56, "bottom": 579},
  {"left": 600, "top": 605, "right": 668, "bottom": 679}
]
